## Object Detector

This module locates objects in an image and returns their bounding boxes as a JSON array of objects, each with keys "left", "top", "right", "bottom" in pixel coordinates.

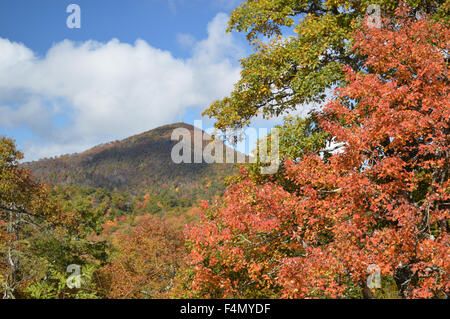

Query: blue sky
[
  {"left": 0, "top": 0, "right": 301, "bottom": 161},
  {"left": 0, "top": 0, "right": 251, "bottom": 160},
  {"left": 0, "top": 0, "right": 242, "bottom": 58}
]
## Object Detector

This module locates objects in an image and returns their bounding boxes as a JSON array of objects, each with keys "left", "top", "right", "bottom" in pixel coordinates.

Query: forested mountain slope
[{"left": 23, "top": 123, "right": 240, "bottom": 193}]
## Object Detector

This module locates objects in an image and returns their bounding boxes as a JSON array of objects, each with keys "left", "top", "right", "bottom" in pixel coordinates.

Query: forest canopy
[{"left": 1, "top": 0, "right": 449, "bottom": 299}]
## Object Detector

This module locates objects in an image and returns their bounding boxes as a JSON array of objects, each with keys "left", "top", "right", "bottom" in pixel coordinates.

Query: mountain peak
[{"left": 23, "top": 123, "right": 238, "bottom": 193}]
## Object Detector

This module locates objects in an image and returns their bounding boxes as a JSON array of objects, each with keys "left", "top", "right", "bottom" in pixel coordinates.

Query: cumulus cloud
[{"left": 0, "top": 13, "right": 243, "bottom": 161}]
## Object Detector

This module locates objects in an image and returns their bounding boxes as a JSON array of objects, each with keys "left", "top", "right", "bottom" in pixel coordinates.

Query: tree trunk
[{"left": 3, "top": 210, "right": 17, "bottom": 299}]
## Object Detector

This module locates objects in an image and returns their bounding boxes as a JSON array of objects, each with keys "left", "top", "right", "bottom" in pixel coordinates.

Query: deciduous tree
[
  {"left": 186, "top": 8, "right": 449, "bottom": 298},
  {"left": 204, "top": 0, "right": 448, "bottom": 130},
  {"left": 101, "top": 214, "right": 185, "bottom": 298}
]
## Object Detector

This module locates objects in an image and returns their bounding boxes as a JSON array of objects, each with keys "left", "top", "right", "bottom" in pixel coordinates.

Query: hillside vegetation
[
  {"left": 1, "top": 0, "right": 448, "bottom": 299},
  {"left": 24, "top": 123, "right": 238, "bottom": 194}
]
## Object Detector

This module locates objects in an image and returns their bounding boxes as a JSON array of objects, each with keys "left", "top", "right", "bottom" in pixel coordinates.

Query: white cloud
[{"left": 0, "top": 13, "right": 243, "bottom": 161}]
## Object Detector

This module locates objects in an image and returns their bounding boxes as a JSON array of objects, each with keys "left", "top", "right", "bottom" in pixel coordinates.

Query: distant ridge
[{"left": 23, "top": 123, "right": 241, "bottom": 192}]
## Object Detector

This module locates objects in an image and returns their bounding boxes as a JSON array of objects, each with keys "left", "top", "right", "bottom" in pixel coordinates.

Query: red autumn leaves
[{"left": 185, "top": 10, "right": 449, "bottom": 298}]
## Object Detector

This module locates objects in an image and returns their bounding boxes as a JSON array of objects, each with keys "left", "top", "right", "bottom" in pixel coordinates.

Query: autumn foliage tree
[
  {"left": 1, "top": 138, "right": 108, "bottom": 299},
  {"left": 204, "top": 0, "right": 448, "bottom": 130},
  {"left": 0, "top": 138, "right": 62, "bottom": 298},
  {"left": 186, "top": 8, "right": 449, "bottom": 299},
  {"left": 101, "top": 214, "right": 185, "bottom": 299}
]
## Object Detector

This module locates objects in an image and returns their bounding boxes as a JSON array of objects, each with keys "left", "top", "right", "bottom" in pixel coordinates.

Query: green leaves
[
  {"left": 204, "top": 0, "right": 448, "bottom": 130},
  {"left": 24, "top": 265, "right": 99, "bottom": 299},
  {"left": 247, "top": 114, "right": 330, "bottom": 189}
]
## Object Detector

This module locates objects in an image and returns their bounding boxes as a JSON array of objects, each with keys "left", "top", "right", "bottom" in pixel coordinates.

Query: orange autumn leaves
[
  {"left": 186, "top": 179, "right": 299, "bottom": 298},
  {"left": 186, "top": 10, "right": 449, "bottom": 299},
  {"left": 101, "top": 214, "right": 185, "bottom": 298}
]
